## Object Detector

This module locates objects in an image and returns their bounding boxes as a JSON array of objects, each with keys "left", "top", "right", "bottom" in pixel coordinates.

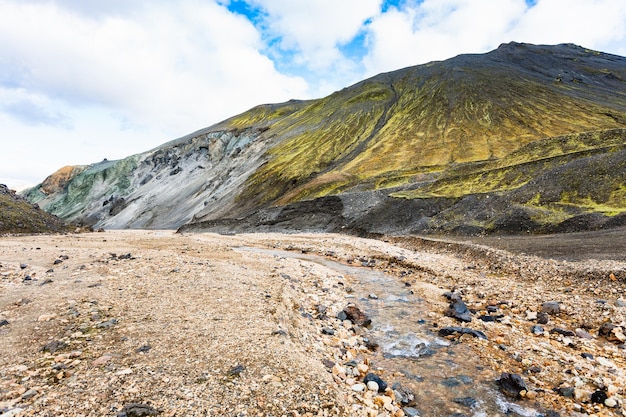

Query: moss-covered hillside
[
  {"left": 226, "top": 42, "right": 626, "bottom": 212},
  {"left": 23, "top": 42, "right": 626, "bottom": 235},
  {"left": 0, "top": 184, "right": 72, "bottom": 234}
]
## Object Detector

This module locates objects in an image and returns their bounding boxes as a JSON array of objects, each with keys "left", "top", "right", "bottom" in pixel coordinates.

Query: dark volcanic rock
[
  {"left": 496, "top": 373, "right": 528, "bottom": 398},
  {"left": 445, "top": 300, "right": 472, "bottom": 322},
  {"left": 591, "top": 390, "right": 608, "bottom": 404},
  {"left": 550, "top": 327, "right": 576, "bottom": 337},
  {"left": 438, "top": 326, "right": 487, "bottom": 340}
]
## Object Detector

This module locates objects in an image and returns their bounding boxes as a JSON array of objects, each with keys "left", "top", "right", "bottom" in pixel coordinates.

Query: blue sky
[{"left": 1, "top": 0, "right": 625, "bottom": 190}]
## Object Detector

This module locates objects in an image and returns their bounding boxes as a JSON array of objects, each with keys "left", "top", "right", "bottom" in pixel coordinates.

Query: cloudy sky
[{"left": 1, "top": 0, "right": 625, "bottom": 190}]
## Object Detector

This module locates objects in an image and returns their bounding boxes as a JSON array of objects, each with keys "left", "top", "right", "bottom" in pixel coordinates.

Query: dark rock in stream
[
  {"left": 392, "top": 383, "right": 417, "bottom": 406},
  {"left": 438, "top": 326, "right": 487, "bottom": 340},
  {"left": 453, "top": 397, "right": 477, "bottom": 408},
  {"left": 445, "top": 300, "right": 472, "bottom": 322},
  {"left": 496, "top": 372, "right": 528, "bottom": 398},
  {"left": 342, "top": 304, "right": 371, "bottom": 326}
]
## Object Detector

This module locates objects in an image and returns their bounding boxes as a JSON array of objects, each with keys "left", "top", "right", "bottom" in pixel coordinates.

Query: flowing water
[{"left": 238, "top": 247, "right": 544, "bottom": 417}]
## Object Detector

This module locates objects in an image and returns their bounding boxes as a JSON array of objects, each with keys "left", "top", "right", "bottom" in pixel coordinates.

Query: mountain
[
  {"left": 23, "top": 42, "right": 626, "bottom": 235},
  {"left": 0, "top": 184, "right": 72, "bottom": 234}
]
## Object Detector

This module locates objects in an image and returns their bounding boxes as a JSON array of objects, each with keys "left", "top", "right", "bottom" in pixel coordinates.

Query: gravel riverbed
[{"left": 1, "top": 230, "right": 625, "bottom": 416}]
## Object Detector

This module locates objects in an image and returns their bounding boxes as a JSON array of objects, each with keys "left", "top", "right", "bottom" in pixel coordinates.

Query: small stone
[
  {"left": 342, "top": 305, "right": 371, "bottom": 326},
  {"left": 537, "top": 312, "right": 549, "bottom": 324},
  {"left": 541, "top": 302, "right": 560, "bottom": 315},
  {"left": 351, "top": 383, "right": 366, "bottom": 392},
  {"left": 42, "top": 340, "right": 67, "bottom": 353},
  {"left": 21, "top": 388, "right": 37, "bottom": 400},
  {"left": 531, "top": 325, "right": 544, "bottom": 335},
  {"left": 135, "top": 345, "right": 152, "bottom": 353},
  {"left": 616, "top": 298, "right": 626, "bottom": 307},
  {"left": 526, "top": 311, "right": 537, "bottom": 321},
  {"left": 227, "top": 364, "right": 245, "bottom": 377},
  {"left": 604, "top": 397, "right": 618, "bottom": 408},
  {"left": 357, "top": 363, "right": 369, "bottom": 374},
  {"left": 590, "top": 390, "right": 607, "bottom": 404},
  {"left": 438, "top": 326, "right": 487, "bottom": 340},
  {"left": 367, "top": 381, "right": 379, "bottom": 391},
  {"left": 37, "top": 313, "right": 57, "bottom": 322},
  {"left": 0, "top": 319, "right": 9, "bottom": 327},
  {"left": 445, "top": 300, "right": 472, "bottom": 322},
  {"left": 92, "top": 355, "right": 113, "bottom": 366},
  {"left": 20, "top": 263, "right": 27, "bottom": 269},
  {"left": 557, "top": 387, "right": 575, "bottom": 398},
  {"left": 321, "top": 327, "right": 335, "bottom": 335},
  {"left": 550, "top": 327, "right": 575, "bottom": 337},
  {"left": 368, "top": 293, "right": 378, "bottom": 300},
  {"left": 574, "top": 389, "right": 589, "bottom": 402},
  {"left": 96, "top": 318, "right": 118, "bottom": 329},
  {"left": 402, "top": 407, "right": 420, "bottom": 417}
]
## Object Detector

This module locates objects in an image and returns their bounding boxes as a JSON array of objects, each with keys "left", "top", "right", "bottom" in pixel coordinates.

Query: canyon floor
[{"left": 1, "top": 230, "right": 625, "bottom": 417}]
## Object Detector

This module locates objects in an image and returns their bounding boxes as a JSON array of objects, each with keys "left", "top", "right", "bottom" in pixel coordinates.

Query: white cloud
[
  {"left": 0, "top": 0, "right": 308, "bottom": 135},
  {"left": 250, "top": 0, "right": 382, "bottom": 70},
  {"left": 363, "top": 0, "right": 626, "bottom": 75},
  {"left": 511, "top": 0, "right": 626, "bottom": 55}
]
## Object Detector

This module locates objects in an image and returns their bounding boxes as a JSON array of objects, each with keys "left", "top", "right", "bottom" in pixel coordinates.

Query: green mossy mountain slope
[
  {"left": 23, "top": 42, "right": 626, "bottom": 235},
  {"left": 224, "top": 42, "right": 626, "bottom": 213}
]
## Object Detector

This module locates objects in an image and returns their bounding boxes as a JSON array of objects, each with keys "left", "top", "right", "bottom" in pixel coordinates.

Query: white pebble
[
  {"left": 367, "top": 381, "right": 379, "bottom": 392},
  {"left": 604, "top": 397, "right": 618, "bottom": 408},
  {"left": 351, "top": 383, "right": 366, "bottom": 392}
]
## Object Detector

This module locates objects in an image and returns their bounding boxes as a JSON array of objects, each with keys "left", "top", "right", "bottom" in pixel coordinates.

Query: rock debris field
[{"left": 1, "top": 230, "right": 625, "bottom": 417}]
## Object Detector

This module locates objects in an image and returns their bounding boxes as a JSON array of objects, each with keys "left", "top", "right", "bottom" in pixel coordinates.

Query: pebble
[
  {"left": 530, "top": 325, "right": 544, "bottom": 335},
  {"left": 351, "top": 383, "right": 366, "bottom": 392},
  {"left": 541, "top": 301, "right": 561, "bottom": 315},
  {"left": 537, "top": 312, "right": 550, "bottom": 324},
  {"left": 402, "top": 407, "right": 420, "bottom": 417},
  {"left": 37, "top": 313, "right": 57, "bottom": 322},
  {"left": 497, "top": 373, "right": 527, "bottom": 398},
  {"left": 0, "top": 319, "right": 9, "bottom": 327},
  {"left": 366, "top": 381, "right": 379, "bottom": 392},
  {"left": 21, "top": 388, "right": 37, "bottom": 400},
  {"left": 92, "top": 355, "right": 113, "bottom": 366},
  {"left": 604, "top": 397, "right": 618, "bottom": 408},
  {"left": 445, "top": 299, "right": 472, "bottom": 322}
]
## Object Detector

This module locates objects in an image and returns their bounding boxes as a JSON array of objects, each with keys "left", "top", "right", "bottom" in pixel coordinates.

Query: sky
[{"left": 1, "top": 0, "right": 626, "bottom": 190}]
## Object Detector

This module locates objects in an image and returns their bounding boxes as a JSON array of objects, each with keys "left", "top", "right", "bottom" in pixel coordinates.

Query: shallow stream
[{"left": 238, "top": 247, "right": 544, "bottom": 417}]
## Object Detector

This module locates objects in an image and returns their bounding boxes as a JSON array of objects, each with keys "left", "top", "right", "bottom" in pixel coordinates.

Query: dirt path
[{"left": 1, "top": 231, "right": 625, "bottom": 416}]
